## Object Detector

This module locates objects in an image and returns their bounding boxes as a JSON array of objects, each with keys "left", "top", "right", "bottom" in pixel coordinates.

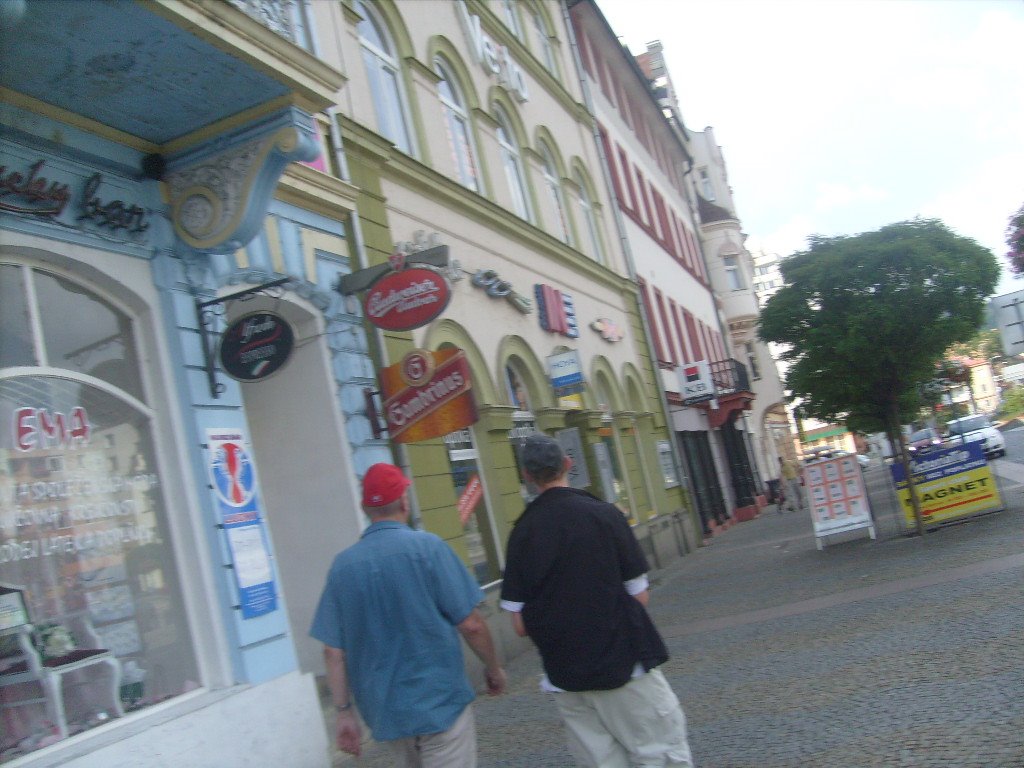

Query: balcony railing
[{"left": 709, "top": 358, "right": 751, "bottom": 396}]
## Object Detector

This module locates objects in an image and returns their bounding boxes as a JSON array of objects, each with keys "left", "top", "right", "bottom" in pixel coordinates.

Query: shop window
[
  {"left": 0, "top": 265, "right": 197, "bottom": 755},
  {"left": 505, "top": 365, "right": 538, "bottom": 501},
  {"left": 442, "top": 429, "right": 500, "bottom": 585},
  {"left": 0, "top": 265, "right": 34, "bottom": 368}
]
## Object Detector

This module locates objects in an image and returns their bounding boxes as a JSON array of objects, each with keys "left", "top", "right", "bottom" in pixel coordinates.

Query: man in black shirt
[{"left": 501, "top": 434, "right": 693, "bottom": 767}]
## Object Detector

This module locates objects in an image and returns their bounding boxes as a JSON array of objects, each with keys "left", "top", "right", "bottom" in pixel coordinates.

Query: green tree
[
  {"left": 759, "top": 219, "right": 998, "bottom": 534},
  {"left": 1006, "top": 202, "right": 1024, "bottom": 275}
]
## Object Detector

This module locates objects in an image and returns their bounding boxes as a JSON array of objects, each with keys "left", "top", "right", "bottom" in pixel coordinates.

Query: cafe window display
[
  {"left": 442, "top": 429, "right": 500, "bottom": 585},
  {"left": 505, "top": 364, "right": 538, "bottom": 501},
  {"left": 0, "top": 264, "right": 197, "bottom": 760}
]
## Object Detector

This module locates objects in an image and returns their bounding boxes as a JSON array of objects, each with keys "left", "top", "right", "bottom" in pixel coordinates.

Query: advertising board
[{"left": 890, "top": 442, "right": 1002, "bottom": 527}]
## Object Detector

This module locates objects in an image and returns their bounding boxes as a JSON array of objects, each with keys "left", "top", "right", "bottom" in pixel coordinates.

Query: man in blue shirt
[{"left": 311, "top": 463, "right": 506, "bottom": 766}]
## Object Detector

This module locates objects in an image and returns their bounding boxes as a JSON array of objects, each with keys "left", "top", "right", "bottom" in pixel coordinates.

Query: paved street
[{"left": 335, "top": 459, "right": 1024, "bottom": 767}]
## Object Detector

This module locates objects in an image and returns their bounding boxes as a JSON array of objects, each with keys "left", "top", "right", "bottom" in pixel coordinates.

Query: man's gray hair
[{"left": 520, "top": 434, "right": 565, "bottom": 483}]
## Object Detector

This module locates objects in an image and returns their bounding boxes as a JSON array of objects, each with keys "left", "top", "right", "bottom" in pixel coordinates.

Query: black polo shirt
[{"left": 500, "top": 486, "right": 669, "bottom": 692}]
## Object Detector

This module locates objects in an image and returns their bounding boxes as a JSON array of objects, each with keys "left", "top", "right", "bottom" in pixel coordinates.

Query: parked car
[
  {"left": 856, "top": 454, "right": 871, "bottom": 469},
  {"left": 944, "top": 415, "right": 1006, "bottom": 458},
  {"left": 908, "top": 427, "right": 943, "bottom": 454}
]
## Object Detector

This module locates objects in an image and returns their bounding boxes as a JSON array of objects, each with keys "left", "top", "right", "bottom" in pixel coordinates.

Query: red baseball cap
[{"left": 362, "top": 463, "right": 411, "bottom": 507}]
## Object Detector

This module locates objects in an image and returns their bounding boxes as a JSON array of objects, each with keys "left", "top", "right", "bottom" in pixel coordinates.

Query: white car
[{"left": 944, "top": 415, "right": 1006, "bottom": 459}]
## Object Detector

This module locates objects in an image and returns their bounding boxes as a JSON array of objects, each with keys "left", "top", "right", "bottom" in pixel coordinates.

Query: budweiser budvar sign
[
  {"left": 363, "top": 267, "right": 451, "bottom": 331},
  {"left": 380, "top": 348, "right": 478, "bottom": 443}
]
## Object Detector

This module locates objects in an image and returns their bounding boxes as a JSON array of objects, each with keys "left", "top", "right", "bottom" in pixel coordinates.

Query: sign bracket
[{"left": 194, "top": 277, "right": 291, "bottom": 398}]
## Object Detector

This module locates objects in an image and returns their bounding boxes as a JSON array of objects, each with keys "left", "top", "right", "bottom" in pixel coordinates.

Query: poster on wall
[
  {"left": 548, "top": 350, "right": 586, "bottom": 410},
  {"left": 803, "top": 454, "right": 876, "bottom": 549},
  {"left": 207, "top": 429, "right": 277, "bottom": 619},
  {"left": 890, "top": 441, "right": 1002, "bottom": 528},
  {"left": 556, "top": 427, "right": 591, "bottom": 490}
]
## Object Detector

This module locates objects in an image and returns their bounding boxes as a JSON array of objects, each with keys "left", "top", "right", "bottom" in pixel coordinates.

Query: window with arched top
[
  {"left": 540, "top": 144, "right": 571, "bottom": 244},
  {"left": 356, "top": 1, "right": 413, "bottom": 154},
  {"left": 532, "top": 9, "right": 556, "bottom": 74},
  {"left": 435, "top": 58, "right": 481, "bottom": 192},
  {"left": 574, "top": 170, "right": 605, "bottom": 264},
  {"left": 495, "top": 107, "right": 532, "bottom": 221},
  {"left": 0, "top": 261, "right": 198, "bottom": 742}
]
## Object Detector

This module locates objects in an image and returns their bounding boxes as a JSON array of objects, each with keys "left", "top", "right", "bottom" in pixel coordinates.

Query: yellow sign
[{"left": 897, "top": 463, "right": 1002, "bottom": 526}]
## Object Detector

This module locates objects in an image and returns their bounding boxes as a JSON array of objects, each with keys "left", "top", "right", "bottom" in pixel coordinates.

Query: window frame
[
  {"left": 434, "top": 56, "right": 482, "bottom": 193},
  {"left": 355, "top": 0, "right": 416, "bottom": 155},
  {"left": 494, "top": 106, "right": 533, "bottom": 222}
]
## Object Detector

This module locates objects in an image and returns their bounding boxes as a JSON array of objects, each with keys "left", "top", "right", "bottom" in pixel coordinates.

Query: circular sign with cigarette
[{"left": 219, "top": 311, "right": 294, "bottom": 382}]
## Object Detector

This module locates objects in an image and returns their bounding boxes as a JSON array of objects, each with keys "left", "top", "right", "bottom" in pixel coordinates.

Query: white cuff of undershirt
[
  {"left": 624, "top": 574, "right": 649, "bottom": 596},
  {"left": 500, "top": 600, "right": 524, "bottom": 613}
]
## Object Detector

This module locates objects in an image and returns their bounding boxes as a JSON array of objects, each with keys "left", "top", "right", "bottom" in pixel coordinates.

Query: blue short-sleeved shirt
[{"left": 310, "top": 521, "right": 484, "bottom": 741}]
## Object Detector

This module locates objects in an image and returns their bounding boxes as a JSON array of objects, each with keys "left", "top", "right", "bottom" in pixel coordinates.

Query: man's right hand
[{"left": 336, "top": 710, "right": 362, "bottom": 756}]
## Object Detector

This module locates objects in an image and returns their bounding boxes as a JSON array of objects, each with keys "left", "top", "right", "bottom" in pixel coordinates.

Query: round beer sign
[
  {"left": 219, "top": 311, "right": 294, "bottom": 382},
  {"left": 363, "top": 267, "right": 452, "bottom": 331}
]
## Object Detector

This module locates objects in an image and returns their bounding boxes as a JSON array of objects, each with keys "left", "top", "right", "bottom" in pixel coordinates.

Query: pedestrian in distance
[
  {"left": 500, "top": 434, "right": 694, "bottom": 768},
  {"left": 310, "top": 462, "right": 507, "bottom": 767},
  {"left": 779, "top": 455, "right": 804, "bottom": 513}
]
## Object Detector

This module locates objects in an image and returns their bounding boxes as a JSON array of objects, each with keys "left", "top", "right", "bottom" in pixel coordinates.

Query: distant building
[{"left": 752, "top": 249, "right": 785, "bottom": 308}]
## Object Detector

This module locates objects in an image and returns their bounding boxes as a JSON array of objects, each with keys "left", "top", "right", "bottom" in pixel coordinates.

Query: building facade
[
  {"left": 685, "top": 126, "right": 790, "bottom": 489},
  {"left": 568, "top": 2, "right": 792, "bottom": 533},
  {"left": 0, "top": 1, "right": 697, "bottom": 765}
]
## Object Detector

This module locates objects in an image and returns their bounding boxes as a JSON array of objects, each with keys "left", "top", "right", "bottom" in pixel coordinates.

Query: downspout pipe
[
  {"left": 562, "top": 0, "right": 693, "bottom": 552},
  {"left": 302, "top": 0, "right": 421, "bottom": 527}
]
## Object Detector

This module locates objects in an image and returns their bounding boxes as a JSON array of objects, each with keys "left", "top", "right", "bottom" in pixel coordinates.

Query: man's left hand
[{"left": 485, "top": 666, "right": 507, "bottom": 695}]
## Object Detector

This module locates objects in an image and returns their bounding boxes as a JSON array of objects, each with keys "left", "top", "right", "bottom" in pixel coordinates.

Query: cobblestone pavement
[{"left": 334, "top": 462, "right": 1024, "bottom": 767}]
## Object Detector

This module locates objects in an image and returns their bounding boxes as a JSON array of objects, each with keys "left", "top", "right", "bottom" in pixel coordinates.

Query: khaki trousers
[
  {"left": 385, "top": 705, "right": 477, "bottom": 768},
  {"left": 555, "top": 669, "right": 694, "bottom": 768}
]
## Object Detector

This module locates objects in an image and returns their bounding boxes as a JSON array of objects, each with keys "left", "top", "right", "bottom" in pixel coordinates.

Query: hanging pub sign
[
  {"left": 379, "top": 348, "right": 478, "bottom": 443},
  {"left": 363, "top": 266, "right": 452, "bottom": 331},
  {"left": 219, "top": 311, "right": 294, "bottom": 382}
]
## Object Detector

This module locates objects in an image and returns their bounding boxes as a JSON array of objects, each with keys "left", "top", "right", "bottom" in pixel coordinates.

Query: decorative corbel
[{"left": 164, "top": 107, "right": 320, "bottom": 254}]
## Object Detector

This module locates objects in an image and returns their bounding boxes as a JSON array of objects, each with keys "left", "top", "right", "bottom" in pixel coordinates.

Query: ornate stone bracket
[{"left": 164, "top": 107, "right": 320, "bottom": 254}]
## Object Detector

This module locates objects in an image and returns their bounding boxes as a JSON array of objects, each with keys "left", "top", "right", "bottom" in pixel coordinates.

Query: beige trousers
[
  {"left": 385, "top": 704, "right": 477, "bottom": 768},
  {"left": 555, "top": 669, "right": 694, "bottom": 768}
]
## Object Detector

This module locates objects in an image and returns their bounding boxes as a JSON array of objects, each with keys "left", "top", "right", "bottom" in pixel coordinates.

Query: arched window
[
  {"left": 435, "top": 58, "right": 481, "bottom": 192},
  {"left": 540, "top": 144, "right": 571, "bottom": 244},
  {"left": 0, "top": 262, "right": 198, "bottom": 742},
  {"left": 505, "top": 362, "right": 539, "bottom": 502},
  {"left": 532, "top": 9, "right": 556, "bottom": 74},
  {"left": 356, "top": 1, "right": 413, "bottom": 154},
  {"left": 574, "top": 170, "right": 605, "bottom": 264},
  {"left": 495, "top": 107, "right": 531, "bottom": 221}
]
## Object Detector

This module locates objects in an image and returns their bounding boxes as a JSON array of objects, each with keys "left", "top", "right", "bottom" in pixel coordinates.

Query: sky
[{"left": 595, "top": 0, "right": 1024, "bottom": 297}]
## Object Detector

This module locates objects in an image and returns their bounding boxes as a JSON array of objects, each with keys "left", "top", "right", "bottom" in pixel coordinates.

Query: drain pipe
[
  {"left": 562, "top": 0, "right": 693, "bottom": 552},
  {"left": 304, "top": 0, "right": 421, "bottom": 527}
]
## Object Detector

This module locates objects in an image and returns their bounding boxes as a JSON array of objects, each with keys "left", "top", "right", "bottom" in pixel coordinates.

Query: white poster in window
[{"left": 592, "top": 442, "right": 617, "bottom": 502}]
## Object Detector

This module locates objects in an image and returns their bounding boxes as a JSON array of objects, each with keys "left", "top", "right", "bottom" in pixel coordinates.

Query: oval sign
[
  {"left": 219, "top": 311, "right": 294, "bottom": 382},
  {"left": 363, "top": 267, "right": 452, "bottom": 331}
]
